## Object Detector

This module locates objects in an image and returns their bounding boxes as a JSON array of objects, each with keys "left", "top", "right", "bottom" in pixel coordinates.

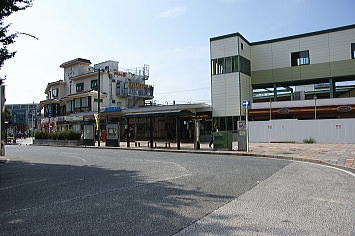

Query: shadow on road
[{"left": 0, "top": 160, "right": 234, "bottom": 235}]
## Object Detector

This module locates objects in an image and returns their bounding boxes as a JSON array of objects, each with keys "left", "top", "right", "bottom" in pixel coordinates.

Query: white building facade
[{"left": 40, "top": 58, "right": 153, "bottom": 130}]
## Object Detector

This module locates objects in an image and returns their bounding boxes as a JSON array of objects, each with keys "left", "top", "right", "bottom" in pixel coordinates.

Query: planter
[{"left": 33, "top": 139, "right": 83, "bottom": 146}]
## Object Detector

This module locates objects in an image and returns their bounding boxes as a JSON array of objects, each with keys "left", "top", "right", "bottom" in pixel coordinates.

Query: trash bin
[{"left": 213, "top": 131, "right": 232, "bottom": 151}]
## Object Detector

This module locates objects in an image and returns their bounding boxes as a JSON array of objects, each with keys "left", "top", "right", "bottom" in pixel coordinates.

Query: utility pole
[{"left": 97, "top": 69, "right": 101, "bottom": 147}]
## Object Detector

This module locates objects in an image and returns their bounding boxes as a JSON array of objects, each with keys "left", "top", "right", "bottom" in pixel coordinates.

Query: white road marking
[{"left": 0, "top": 179, "right": 47, "bottom": 191}]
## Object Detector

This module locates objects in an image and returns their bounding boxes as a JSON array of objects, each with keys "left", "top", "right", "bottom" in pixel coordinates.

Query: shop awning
[{"left": 122, "top": 109, "right": 193, "bottom": 118}]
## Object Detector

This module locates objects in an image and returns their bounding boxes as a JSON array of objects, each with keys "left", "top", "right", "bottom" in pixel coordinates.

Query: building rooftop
[
  {"left": 210, "top": 24, "right": 355, "bottom": 45},
  {"left": 59, "top": 58, "right": 91, "bottom": 68}
]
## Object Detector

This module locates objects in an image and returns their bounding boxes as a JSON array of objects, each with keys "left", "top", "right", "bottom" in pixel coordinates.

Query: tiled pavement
[{"left": 110, "top": 141, "right": 355, "bottom": 170}]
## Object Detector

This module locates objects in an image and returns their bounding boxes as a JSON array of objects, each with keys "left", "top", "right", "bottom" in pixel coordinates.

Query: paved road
[{"left": 0, "top": 146, "right": 353, "bottom": 235}]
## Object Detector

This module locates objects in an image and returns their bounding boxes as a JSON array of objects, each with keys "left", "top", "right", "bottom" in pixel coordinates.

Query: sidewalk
[
  {"left": 97, "top": 141, "right": 355, "bottom": 171},
  {"left": 27, "top": 139, "right": 355, "bottom": 172}
]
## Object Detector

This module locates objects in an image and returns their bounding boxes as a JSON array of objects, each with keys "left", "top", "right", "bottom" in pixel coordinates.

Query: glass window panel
[
  {"left": 74, "top": 98, "right": 81, "bottom": 108},
  {"left": 81, "top": 97, "right": 89, "bottom": 107},
  {"left": 66, "top": 101, "right": 72, "bottom": 112},
  {"left": 217, "top": 58, "right": 224, "bottom": 74},
  {"left": 225, "top": 57, "right": 232, "bottom": 73}
]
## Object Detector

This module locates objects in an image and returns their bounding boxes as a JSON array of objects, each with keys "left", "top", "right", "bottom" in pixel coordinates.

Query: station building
[{"left": 210, "top": 24, "right": 355, "bottom": 129}]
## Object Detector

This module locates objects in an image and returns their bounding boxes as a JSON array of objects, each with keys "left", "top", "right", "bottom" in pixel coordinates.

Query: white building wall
[
  {"left": 251, "top": 27, "right": 355, "bottom": 72},
  {"left": 299, "top": 34, "right": 329, "bottom": 64},
  {"left": 329, "top": 29, "right": 355, "bottom": 61},
  {"left": 211, "top": 74, "right": 226, "bottom": 117},
  {"left": 251, "top": 44, "right": 273, "bottom": 71},
  {"left": 224, "top": 73, "right": 240, "bottom": 117},
  {"left": 210, "top": 37, "right": 238, "bottom": 59},
  {"left": 238, "top": 37, "right": 251, "bottom": 59},
  {"left": 249, "top": 118, "right": 355, "bottom": 144},
  {"left": 271, "top": 39, "right": 299, "bottom": 69},
  {"left": 240, "top": 73, "right": 252, "bottom": 115}
]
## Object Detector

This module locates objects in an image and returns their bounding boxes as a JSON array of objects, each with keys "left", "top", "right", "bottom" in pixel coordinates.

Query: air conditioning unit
[{"left": 294, "top": 91, "right": 305, "bottom": 100}]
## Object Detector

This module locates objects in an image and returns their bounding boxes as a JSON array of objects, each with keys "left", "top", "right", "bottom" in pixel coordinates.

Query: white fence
[{"left": 249, "top": 118, "right": 355, "bottom": 144}]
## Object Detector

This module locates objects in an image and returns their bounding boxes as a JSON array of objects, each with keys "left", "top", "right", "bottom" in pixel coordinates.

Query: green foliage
[
  {"left": 35, "top": 130, "right": 81, "bottom": 140},
  {"left": 303, "top": 137, "right": 316, "bottom": 144},
  {"left": 0, "top": 0, "right": 34, "bottom": 68}
]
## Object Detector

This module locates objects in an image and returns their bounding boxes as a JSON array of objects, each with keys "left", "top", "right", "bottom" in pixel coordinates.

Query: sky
[{"left": 1, "top": 0, "right": 354, "bottom": 105}]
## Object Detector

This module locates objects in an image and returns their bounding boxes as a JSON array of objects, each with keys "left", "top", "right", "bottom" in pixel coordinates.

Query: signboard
[
  {"left": 103, "top": 106, "right": 121, "bottom": 113},
  {"left": 242, "top": 100, "right": 250, "bottom": 107},
  {"left": 127, "top": 82, "right": 153, "bottom": 98}
]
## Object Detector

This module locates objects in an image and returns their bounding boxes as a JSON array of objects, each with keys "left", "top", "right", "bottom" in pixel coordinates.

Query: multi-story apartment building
[
  {"left": 210, "top": 24, "right": 355, "bottom": 129},
  {"left": 5, "top": 103, "right": 41, "bottom": 134},
  {"left": 40, "top": 58, "right": 153, "bottom": 130}
]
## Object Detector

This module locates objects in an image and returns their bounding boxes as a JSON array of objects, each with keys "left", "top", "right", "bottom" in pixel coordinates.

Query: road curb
[{"left": 30, "top": 144, "right": 355, "bottom": 173}]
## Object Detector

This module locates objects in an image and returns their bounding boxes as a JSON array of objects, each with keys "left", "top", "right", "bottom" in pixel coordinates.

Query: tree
[{"left": 0, "top": 0, "right": 34, "bottom": 69}]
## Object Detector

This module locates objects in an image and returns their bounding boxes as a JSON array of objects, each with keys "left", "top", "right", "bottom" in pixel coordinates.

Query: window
[
  {"left": 351, "top": 43, "right": 355, "bottom": 59},
  {"left": 52, "top": 88, "right": 59, "bottom": 98},
  {"left": 241, "top": 43, "right": 244, "bottom": 50},
  {"left": 225, "top": 57, "right": 232, "bottom": 73},
  {"left": 91, "top": 80, "right": 98, "bottom": 90},
  {"left": 112, "top": 100, "right": 116, "bottom": 104},
  {"left": 76, "top": 83, "right": 84, "bottom": 92},
  {"left": 217, "top": 58, "right": 224, "bottom": 74},
  {"left": 81, "top": 97, "right": 89, "bottom": 107},
  {"left": 74, "top": 98, "right": 81, "bottom": 108},
  {"left": 232, "top": 56, "right": 238, "bottom": 72},
  {"left": 66, "top": 101, "right": 72, "bottom": 113},
  {"left": 211, "top": 59, "right": 218, "bottom": 75},
  {"left": 291, "top": 50, "right": 310, "bottom": 66},
  {"left": 239, "top": 56, "right": 251, "bottom": 76}
]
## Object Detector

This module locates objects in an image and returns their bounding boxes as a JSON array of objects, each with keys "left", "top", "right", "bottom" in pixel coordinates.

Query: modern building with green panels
[{"left": 210, "top": 24, "right": 355, "bottom": 130}]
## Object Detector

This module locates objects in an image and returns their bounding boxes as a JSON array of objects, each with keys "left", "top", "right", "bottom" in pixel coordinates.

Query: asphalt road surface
[{"left": 0, "top": 145, "right": 353, "bottom": 235}]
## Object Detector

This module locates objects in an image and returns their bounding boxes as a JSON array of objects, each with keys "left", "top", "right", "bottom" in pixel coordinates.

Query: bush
[
  {"left": 35, "top": 130, "right": 81, "bottom": 140},
  {"left": 303, "top": 137, "right": 316, "bottom": 144}
]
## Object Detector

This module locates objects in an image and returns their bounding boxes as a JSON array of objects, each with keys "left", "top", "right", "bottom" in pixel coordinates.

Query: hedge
[{"left": 35, "top": 130, "right": 81, "bottom": 140}]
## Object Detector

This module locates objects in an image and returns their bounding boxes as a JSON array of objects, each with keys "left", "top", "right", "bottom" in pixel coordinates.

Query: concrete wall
[{"left": 249, "top": 118, "right": 355, "bottom": 144}]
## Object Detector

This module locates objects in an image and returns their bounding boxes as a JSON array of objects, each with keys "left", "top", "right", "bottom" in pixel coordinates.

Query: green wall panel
[
  {"left": 251, "top": 70, "right": 273, "bottom": 84},
  {"left": 330, "top": 60, "right": 355, "bottom": 77},
  {"left": 252, "top": 59, "right": 355, "bottom": 86}
]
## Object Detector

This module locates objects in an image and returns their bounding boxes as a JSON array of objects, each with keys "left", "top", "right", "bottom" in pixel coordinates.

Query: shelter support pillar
[
  {"left": 329, "top": 78, "right": 336, "bottom": 98},
  {"left": 273, "top": 83, "right": 277, "bottom": 101},
  {"left": 126, "top": 118, "right": 130, "bottom": 147},
  {"left": 194, "top": 119, "right": 200, "bottom": 150},
  {"left": 149, "top": 117, "right": 154, "bottom": 149},
  {"left": 176, "top": 115, "right": 181, "bottom": 150}
]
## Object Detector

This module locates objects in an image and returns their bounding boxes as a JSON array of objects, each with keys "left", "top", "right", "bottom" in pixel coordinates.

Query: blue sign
[
  {"left": 242, "top": 100, "right": 250, "bottom": 107},
  {"left": 103, "top": 106, "right": 121, "bottom": 112}
]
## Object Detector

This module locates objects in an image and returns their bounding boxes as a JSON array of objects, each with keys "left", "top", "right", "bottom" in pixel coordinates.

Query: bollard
[
  {"left": 168, "top": 143, "right": 170, "bottom": 148},
  {"left": 135, "top": 142, "right": 137, "bottom": 147},
  {"left": 154, "top": 142, "right": 157, "bottom": 148},
  {"left": 165, "top": 143, "right": 167, "bottom": 148},
  {"left": 138, "top": 142, "right": 140, "bottom": 147},
  {"left": 148, "top": 142, "right": 150, "bottom": 147}
]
